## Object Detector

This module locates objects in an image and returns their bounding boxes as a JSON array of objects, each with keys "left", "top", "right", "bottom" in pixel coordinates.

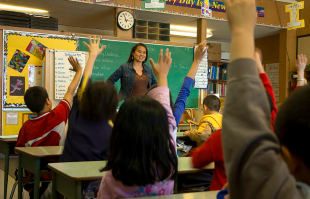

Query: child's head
[
  {"left": 203, "top": 95, "right": 221, "bottom": 115},
  {"left": 275, "top": 85, "right": 310, "bottom": 183},
  {"left": 24, "top": 86, "right": 51, "bottom": 114},
  {"left": 80, "top": 81, "right": 118, "bottom": 121},
  {"left": 102, "top": 96, "right": 178, "bottom": 186}
]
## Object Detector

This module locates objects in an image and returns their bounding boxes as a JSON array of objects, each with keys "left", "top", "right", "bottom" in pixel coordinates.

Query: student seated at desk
[
  {"left": 60, "top": 36, "right": 118, "bottom": 163},
  {"left": 15, "top": 48, "right": 82, "bottom": 199},
  {"left": 222, "top": 0, "right": 310, "bottom": 198},
  {"left": 184, "top": 95, "right": 222, "bottom": 147},
  {"left": 97, "top": 49, "right": 178, "bottom": 198}
]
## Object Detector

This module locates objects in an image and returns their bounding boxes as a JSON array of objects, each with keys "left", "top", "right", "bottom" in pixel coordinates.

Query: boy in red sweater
[{"left": 191, "top": 48, "right": 277, "bottom": 191}]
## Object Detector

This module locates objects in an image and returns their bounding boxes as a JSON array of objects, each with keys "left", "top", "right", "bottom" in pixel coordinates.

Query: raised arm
[
  {"left": 63, "top": 56, "right": 82, "bottom": 105},
  {"left": 174, "top": 41, "right": 208, "bottom": 125},
  {"left": 148, "top": 49, "right": 176, "bottom": 141},
  {"left": 295, "top": 54, "right": 308, "bottom": 87},
  {"left": 222, "top": 0, "right": 302, "bottom": 198}
]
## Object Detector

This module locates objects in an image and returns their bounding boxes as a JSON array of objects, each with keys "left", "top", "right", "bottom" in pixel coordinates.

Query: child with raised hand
[
  {"left": 60, "top": 36, "right": 118, "bottom": 163},
  {"left": 222, "top": 0, "right": 310, "bottom": 198},
  {"left": 97, "top": 48, "right": 178, "bottom": 198}
]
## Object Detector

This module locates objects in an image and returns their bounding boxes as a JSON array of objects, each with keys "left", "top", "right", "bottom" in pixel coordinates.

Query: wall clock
[{"left": 117, "top": 11, "right": 134, "bottom": 31}]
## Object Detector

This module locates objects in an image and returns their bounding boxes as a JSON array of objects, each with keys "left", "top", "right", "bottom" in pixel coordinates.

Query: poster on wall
[
  {"left": 10, "top": 76, "right": 25, "bottom": 96},
  {"left": 8, "top": 49, "right": 30, "bottom": 73},
  {"left": 5, "top": 112, "right": 18, "bottom": 125},
  {"left": 28, "top": 65, "right": 43, "bottom": 87},
  {"left": 266, "top": 63, "right": 279, "bottom": 102},
  {"left": 26, "top": 39, "right": 47, "bottom": 60}
]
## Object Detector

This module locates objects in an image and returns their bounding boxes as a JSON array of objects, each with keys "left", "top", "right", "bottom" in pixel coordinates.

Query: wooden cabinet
[{"left": 133, "top": 19, "right": 170, "bottom": 41}]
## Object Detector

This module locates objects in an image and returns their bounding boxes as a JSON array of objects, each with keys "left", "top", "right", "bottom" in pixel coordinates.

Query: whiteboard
[
  {"left": 54, "top": 50, "right": 86, "bottom": 100},
  {"left": 265, "top": 63, "right": 279, "bottom": 103}
]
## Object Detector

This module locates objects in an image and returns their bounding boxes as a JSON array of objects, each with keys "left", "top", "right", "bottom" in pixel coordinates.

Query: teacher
[{"left": 107, "top": 43, "right": 157, "bottom": 101}]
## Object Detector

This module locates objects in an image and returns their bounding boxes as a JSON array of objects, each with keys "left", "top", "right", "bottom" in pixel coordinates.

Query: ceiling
[{"left": 0, "top": 0, "right": 282, "bottom": 42}]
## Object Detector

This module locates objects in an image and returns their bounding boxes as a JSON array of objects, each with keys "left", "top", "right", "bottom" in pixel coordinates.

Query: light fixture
[
  {"left": 170, "top": 25, "right": 213, "bottom": 38},
  {"left": 0, "top": 4, "right": 49, "bottom": 14}
]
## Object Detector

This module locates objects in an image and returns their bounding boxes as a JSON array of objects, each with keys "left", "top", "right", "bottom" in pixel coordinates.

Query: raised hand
[
  {"left": 194, "top": 40, "right": 208, "bottom": 63},
  {"left": 149, "top": 49, "right": 172, "bottom": 87},
  {"left": 295, "top": 54, "right": 308, "bottom": 73},
  {"left": 83, "top": 36, "right": 106, "bottom": 56},
  {"left": 68, "top": 56, "right": 82, "bottom": 72},
  {"left": 254, "top": 47, "right": 265, "bottom": 74},
  {"left": 224, "top": 0, "right": 256, "bottom": 34}
]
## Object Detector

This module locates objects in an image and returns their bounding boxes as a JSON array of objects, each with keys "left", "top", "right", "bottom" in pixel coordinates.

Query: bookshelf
[
  {"left": 207, "top": 60, "right": 228, "bottom": 97},
  {"left": 133, "top": 19, "right": 170, "bottom": 41}
]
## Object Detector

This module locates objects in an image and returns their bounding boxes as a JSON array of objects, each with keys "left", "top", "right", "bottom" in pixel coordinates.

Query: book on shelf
[{"left": 206, "top": 83, "right": 227, "bottom": 96}]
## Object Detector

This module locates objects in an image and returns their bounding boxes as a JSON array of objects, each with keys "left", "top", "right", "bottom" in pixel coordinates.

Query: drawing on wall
[
  {"left": 26, "top": 39, "right": 47, "bottom": 60},
  {"left": 8, "top": 49, "right": 30, "bottom": 73},
  {"left": 28, "top": 65, "right": 43, "bottom": 87},
  {"left": 10, "top": 76, "right": 25, "bottom": 96}
]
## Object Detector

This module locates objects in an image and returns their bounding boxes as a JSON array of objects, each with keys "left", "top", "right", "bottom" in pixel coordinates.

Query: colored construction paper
[
  {"left": 26, "top": 39, "right": 47, "bottom": 60},
  {"left": 8, "top": 50, "right": 30, "bottom": 73}
]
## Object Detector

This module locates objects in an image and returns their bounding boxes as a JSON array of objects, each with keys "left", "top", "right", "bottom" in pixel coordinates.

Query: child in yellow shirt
[{"left": 184, "top": 95, "right": 222, "bottom": 147}]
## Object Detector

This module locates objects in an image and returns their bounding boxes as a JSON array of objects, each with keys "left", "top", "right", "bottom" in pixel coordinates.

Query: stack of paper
[{"left": 194, "top": 46, "right": 209, "bottom": 89}]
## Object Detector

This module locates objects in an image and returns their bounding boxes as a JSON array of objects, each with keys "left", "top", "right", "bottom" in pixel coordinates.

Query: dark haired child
[
  {"left": 184, "top": 95, "right": 222, "bottom": 147},
  {"left": 16, "top": 48, "right": 82, "bottom": 199},
  {"left": 60, "top": 36, "right": 118, "bottom": 162},
  {"left": 222, "top": 0, "right": 310, "bottom": 198},
  {"left": 97, "top": 49, "right": 178, "bottom": 198},
  {"left": 16, "top": 59, "right": 82, "bottom": 148}
]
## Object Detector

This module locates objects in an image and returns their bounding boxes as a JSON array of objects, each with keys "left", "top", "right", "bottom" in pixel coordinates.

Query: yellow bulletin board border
[{"left": 3, "top": 30, "right": 79, "bottom": 107}]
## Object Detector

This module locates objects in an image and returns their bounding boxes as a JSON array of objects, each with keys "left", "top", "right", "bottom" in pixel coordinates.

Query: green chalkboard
[{"left": 79, "top": 38, "right": 198, "bottom": 108}]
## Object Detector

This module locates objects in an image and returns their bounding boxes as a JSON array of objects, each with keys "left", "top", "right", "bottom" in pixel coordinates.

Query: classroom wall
[
  {"left": 297, "top": 0, "right": 310, "bottom": 36},
  {"left": 58, "top": 25, "right": 114, "bottom": 36}
]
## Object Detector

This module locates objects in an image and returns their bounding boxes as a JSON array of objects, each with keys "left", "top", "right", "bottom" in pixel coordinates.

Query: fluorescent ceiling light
[
  {"left": 170, "top": 25, "right": 213, "bottom": 38},
  {"left": 0, "top": 4, "right": 48, "bottom": 13}
]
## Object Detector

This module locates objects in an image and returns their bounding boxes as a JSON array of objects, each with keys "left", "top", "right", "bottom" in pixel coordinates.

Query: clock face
[{"left": 117, "top": 11, "right": 134, "bottom": 31}]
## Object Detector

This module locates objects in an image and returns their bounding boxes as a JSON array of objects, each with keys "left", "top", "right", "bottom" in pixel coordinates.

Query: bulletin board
[{"left": 3, "top": 30, "right": 78, "bottom": 107}]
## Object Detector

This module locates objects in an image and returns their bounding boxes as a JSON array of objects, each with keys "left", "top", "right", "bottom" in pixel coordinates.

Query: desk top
[
  {"left": 129, "top": 191, "right": 219, "bottom": 199},
  {"left": 15, "top": 146, "right": 63, "bottom": 158},
  {"left": 48, "top": 157, "right": 214, "bottom": 181},
  {"left": 0, "top": 138, "right": 17, "bottom": 143},
  {"left": 177, "top": 132, "right": 187, "bottom": 138}
]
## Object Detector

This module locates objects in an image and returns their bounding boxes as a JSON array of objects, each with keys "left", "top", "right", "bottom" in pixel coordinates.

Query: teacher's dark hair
[
  {"left": 101, "top": 96, "right": 178, "bottom": 186},
  {"left": 80, "top": 81, "right": 118, "bottom": 121},
  {"left": 127, "top": 43, "right": 148, "bottom": 63}
]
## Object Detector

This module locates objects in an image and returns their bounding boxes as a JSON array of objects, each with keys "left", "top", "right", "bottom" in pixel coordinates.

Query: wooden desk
[
  {"left": 0, "top": 138, "right": 17, "bottom": 199},
  {"left": 15, "top": 146, "right": 63, "bottom": 199},
  {"left": 177, "top": 131, "right": 188, "bottom": 139},
  {"left": 177, "top": 124, "right": 191, "bottom": 132},
  {"left": 129, "top": 191, "right": 219, "bottom": 199},
  {"left": 48, "top": 157, "right": 214, "bottom": 199}
]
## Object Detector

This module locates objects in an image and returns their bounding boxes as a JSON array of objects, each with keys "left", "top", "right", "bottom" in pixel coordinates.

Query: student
[
  {"left": 183, "top": 95, "right": 222, "bottom": 147},
  {"left": 146, "top": 41, "right": 208, "bottom": 146},
  {"left": 222, "top": 0, "right": 309, "bottom": 198},
  {"left": 15, "top": 50, "right": 82, "bottom": 198},
  {"left": 60, "top": 36, "right": 118, "bottom": 162},
  {"left": 97, "top": 48, "right": 178, "bottom": 198},
  {"left": 190, "top": 50, "right": 277, "bottom": 191}
]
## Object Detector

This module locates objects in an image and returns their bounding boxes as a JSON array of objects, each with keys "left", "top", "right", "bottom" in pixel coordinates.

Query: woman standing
[{"left": 107, "top": 43, "right": 157, "bottom": 101}]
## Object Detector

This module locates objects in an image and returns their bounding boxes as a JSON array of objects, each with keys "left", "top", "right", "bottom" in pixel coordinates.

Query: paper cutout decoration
[
  {"left": 286, "top": 1, "right": 305, "bottom": 30},
  {"left": 8, "top": 50, "right": 30, "bottom": 73},
  {"left": 10, "top": 76, "right": 25, "bottom": 96},
  {"left": 28, "top": 65, "right": 43, "bottom": 88},
  {"left": 26, "top": 39, "right": 47, "bottom": 60}
]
